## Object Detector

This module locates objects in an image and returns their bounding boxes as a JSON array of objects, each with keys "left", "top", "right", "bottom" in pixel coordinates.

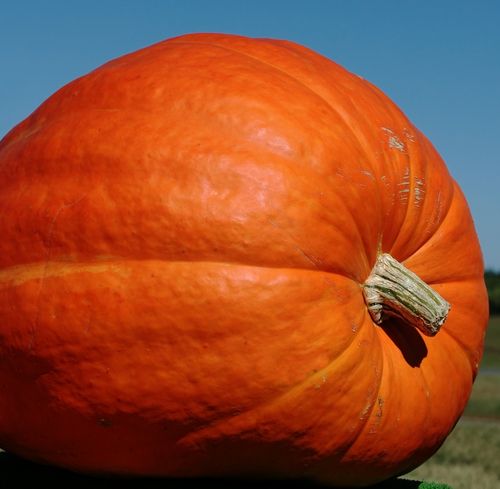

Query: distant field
[
  {"left": 481, "top": 315, "right": 500, "bottom": 369},
  {"left": 464, "top": 374, "right": 500, "bottom": 419},
  {"left": 407, "top": 315, "right": 500, "bottom": 488},
  {"left": 407, "top": 419, "right": 500, "bottom": 489}
]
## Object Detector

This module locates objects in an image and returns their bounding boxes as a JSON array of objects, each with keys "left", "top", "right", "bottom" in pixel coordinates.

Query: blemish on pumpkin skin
[
  {"left": 398, "top": 167, "right": 411, "bottom": 204},
  {"left": 295, "top": 246, "right": 322, "bottom": 269},
  {"left": 403, "top": 128, "right": 416, "bottom": 142},
  {"left": 314, "top": 373, "right": 328, "bottom": 389},
  {"left": 381, "top": 127, "right": 406, "bottom": 153},
  {"left": 359, "top": 401, "right": 372, "bottom": 419},
  {"left": 360, "top": 170, "right": 375, "bottom": 180},
  {"left": 375, "top": 397, "right": 384, "bottom": 419},
  {"left": 414, "top": 177, "right": 425, "bottom": 207},
  {"left": 367, "top": 397, "right": 385, "bottom": 433},
  {"left": 98, "top": 418, "right": 112, "bottom": 427}
]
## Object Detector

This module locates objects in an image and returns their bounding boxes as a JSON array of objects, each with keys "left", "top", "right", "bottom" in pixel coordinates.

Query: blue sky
[{"left": 1, "top": 0, "right": 499, "bottom": 269}]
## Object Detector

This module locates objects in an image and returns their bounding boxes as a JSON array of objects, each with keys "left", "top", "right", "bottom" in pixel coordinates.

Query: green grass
[
  {"left": 416, "top": 484, "right": 452, "bottom": 489},
  {"left": 464, "top": 374, "right": 500, "bottom": 418},
  {"left": 480, "top": 315, "right": 500, "bottom": 369},
  {"left": 464, "top": 315, "right": 500, "bottom": 418},
  {"left": 406, "top": 419, "right": 500, "bottom": 489},
  {"left": 372, "top": 479, "right": 452, "bottom": 488},
  {"left": 413, "top": 484, "right": 452, "bottom": 489}
]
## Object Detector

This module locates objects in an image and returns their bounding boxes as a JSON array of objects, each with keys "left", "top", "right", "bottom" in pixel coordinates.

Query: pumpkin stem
[{"left": 362, "top": 253, "right": 450, "bottom": 336}]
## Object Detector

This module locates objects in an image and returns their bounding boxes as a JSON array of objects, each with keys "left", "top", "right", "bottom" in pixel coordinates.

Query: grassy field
[
  {"left": 479, "top": 315, "right": 500, "bottom": 369},
  {"left": 406, "top": 315, "right": 500, "bottom": 489}
]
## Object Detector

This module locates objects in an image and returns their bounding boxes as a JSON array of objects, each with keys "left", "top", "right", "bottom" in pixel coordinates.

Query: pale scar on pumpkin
[
  {"left": 0, "top": 261, "right": 131, "bottom": 289},
  {"left": 381, "top": 127, "right": 406, "bottom": 153}
]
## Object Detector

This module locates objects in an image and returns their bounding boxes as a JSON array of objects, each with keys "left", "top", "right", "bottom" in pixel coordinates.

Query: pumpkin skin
[{"left": 0, "top": 33, "right": 488, "bottom": 486}]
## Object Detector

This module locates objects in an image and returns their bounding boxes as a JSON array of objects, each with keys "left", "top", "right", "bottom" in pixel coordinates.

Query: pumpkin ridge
[
  {"left": 265, "top": 40, "right": 388, "bottom": 242},
  {"left": 415, "top": 348, "right": 432, "bottom": 452},
  {"left": 441, "top": 326, "right": 482, "bottom": 375},
  {"left": 169, "top": 39, "right": 346, "bottom": 119},
  {"left": 307, "top": 103, "right": 383, "bottom": 265},
  {"left": 338, "top": 326, "right": 432, "bottom": 481},
  {"left": 240, "top": 37, "right": 432, "bottom": 264},
  {"left": 0, "top": 257, "right": 360, "bottom": 289},
  {"left": 177, "top": 306, "right": 368, "bottom": 447},
  {"left": 340, "top": 314, "right": 385, "bottom": 457},
  {"left": 168, "top": 39, "right": 379, "bottom": 268},
  {"left": 397, "top": 180, "right": 456, "bottom": 264},
  {"left": 387, "top": 130, "right": 456, "bottom": 261},
  {"left": 1, "top": 119, "right": 373, "bottom": 277},
  {"left": 384, "top": 142, "right": 415, "bottom": 257},
  {"left": 415, "top": 330, "right": 475, "bottom": 460}
]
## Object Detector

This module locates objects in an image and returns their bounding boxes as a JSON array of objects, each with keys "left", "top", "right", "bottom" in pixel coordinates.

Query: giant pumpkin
[{"left": 0, "top": 33, "right": 488, "bottom": 486}]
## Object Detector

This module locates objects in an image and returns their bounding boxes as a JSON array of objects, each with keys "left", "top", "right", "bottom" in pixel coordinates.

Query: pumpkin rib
[
  {"left": 388, "top": 129, "right": 457, "bottom": 262},
  {"left": 404, "top": 182, "right": 483, "bottom": 285},
  {"left": 286, "top": 89, "right": 384, "bottom": 268},
  {"left": 338, "top": 324, "right": 427, "bottom": 473},
  {"left": 302, "top": 308, "right": 385, "bottom": 468},
  {"left": 338, "top": 326, "right": 435, "bottom": 482},
  {"left": 315, "top": 109, "right": 383, "bottom": 261},
  {"left": 168, "top": 39, "right": 380, "bottom": 268},
  {"left": 181, "top": 37, "right": 456, "bottom": 269},
  {"left": 178, "top": 306, "right": 369, "bottom": 448},
  {"left": 428, "top": 329, "right": 475, "bottom": 384},
  {"left": 0, "top": 139, "right": 376, "bottom": 281},
  {"left": 384, "top": 139, "right": 416, "bottom": 257},
  {"left": 166, "top": 41, "right": 381, "bottom": 269},
  {"left": 441, "top": 327, "right": 482, "bottom": 374},
  {"left": 1, "top": 118, "right": 372, "bottom": 278},
  {"left": 415, "top": 348, "right": 432, "bottom": 442},
  {"left": 0, "top": 257, "right": 363, "bottom": 288},
  {"left": 255, "top": 38, "right": 406, "bottom": 261},
  {"left": 428, "top": 277, "right": 487, "bottom": 374},
  {"left": 260, "top": 38, "right": 429, "bottom": 259},
  {"left": 417, "top": 331, "right": 474, "bottom": 462},
  {"left": 339, "top": 314, "right": 385, "bottom": 455},
  {"left": 388, "top": 330, "right": 433, "bottom": 474},
  {"left": 169, "top": 40, "right": 345, "bottom": 118},
  {"left": 394, "top": 163, "right": 455, "bottom": 265},
  {"left": 261, "top": 40, "right": 392, "bottom": 254}
]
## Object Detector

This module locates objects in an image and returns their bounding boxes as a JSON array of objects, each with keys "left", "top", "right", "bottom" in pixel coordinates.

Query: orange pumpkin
[{"left": 0, "top": 33, "right": 488, "bottom": 486}]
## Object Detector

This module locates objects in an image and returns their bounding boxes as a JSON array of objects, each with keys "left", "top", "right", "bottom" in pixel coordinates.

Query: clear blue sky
[{"left": 1, "top": 0, "right": 499, "bottom": 269}]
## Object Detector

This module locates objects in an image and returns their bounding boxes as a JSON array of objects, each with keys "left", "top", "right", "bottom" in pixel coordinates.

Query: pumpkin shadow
[
  {"left": 380, "top": 318, "right": 428, "bottom": 368},
  {"left": 0, "top": 451, "right": 422, "bottom": 488}
]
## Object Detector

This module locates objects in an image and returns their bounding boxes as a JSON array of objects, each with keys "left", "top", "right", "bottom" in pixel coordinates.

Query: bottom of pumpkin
[{"left": 0, "top": 448, "right": 452, "bottom": 488}]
